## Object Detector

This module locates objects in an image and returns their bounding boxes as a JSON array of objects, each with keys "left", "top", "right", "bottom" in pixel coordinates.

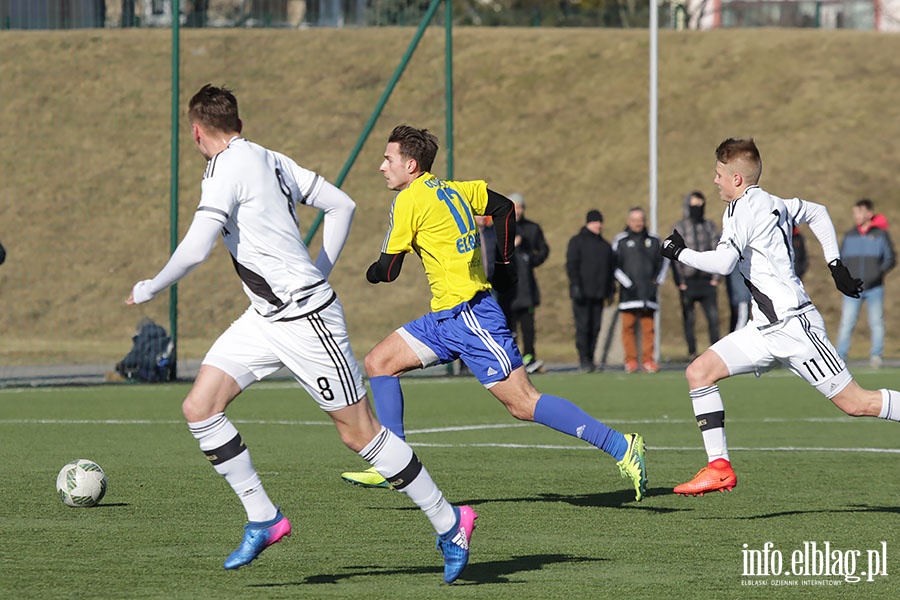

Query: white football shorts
[
  {"left": 709, "top": 307, "right": 852, "bottom": 399},
  {"left": 203, "top": 297, "right": 366, "bottom": 411}
]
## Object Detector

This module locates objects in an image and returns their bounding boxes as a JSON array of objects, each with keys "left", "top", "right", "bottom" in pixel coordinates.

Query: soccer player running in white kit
[
  {"left": 660, "top": 138, "right": 900, "bottom": 496},
  {"left": 127, "top": 85, "right": 474, "bottom": 582}
]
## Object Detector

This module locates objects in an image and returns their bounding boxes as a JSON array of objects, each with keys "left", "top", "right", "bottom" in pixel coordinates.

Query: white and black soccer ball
[{"left": 56, "top": 459, "right": 108, "bottom": 507}]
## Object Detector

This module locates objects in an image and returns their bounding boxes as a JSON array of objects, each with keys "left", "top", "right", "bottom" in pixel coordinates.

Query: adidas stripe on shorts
[
  {"left": 399, "top": 291, "right": 523, "bottom": 388},
  {"left": 709, "top": 307, "right": 852, "bottom": 399}
]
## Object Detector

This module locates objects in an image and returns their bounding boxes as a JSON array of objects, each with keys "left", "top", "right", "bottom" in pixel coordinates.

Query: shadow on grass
[
  {"left": 248, "top": 553, "right": 605, "bottom": 586},
  {"left": 378, "top": 487, "right": 687, "bottom": 513},
  {"left": 474, "top": 488, "right": 687, "bottom": 513},
  {"left": 740, "top": 504, "right": 900, "bottom": 520}
]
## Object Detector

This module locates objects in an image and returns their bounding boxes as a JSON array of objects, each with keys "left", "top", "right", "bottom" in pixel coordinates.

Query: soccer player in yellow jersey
[{"left": 341, "top": 125, "right": 648, "bottom": 509}]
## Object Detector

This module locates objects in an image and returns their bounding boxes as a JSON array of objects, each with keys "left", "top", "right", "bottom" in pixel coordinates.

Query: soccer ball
[{"left": 56, "top": 459, "right": 108, "bottom": 507}]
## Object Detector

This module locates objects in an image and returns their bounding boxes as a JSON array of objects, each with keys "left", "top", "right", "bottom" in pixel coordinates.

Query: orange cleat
[
  {"left": 674, "top": 459, "right": 737, "bottom": 496},
  {"left": 642, "top": 360, "right": 660, "bottom": 373},
  {"left": 625, "top": 360, "right": 639, "bottom": 373}
]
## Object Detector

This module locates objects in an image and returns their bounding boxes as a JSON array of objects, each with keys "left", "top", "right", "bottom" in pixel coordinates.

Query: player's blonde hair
[{"left": 716, "top": 138, "right": 762, "bottom": 184}]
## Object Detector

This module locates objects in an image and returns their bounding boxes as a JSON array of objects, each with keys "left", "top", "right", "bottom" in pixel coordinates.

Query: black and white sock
[
  {"left": 359, "top": 426, "right": 456, "bottom": 535},
  {"left": 188, "top": 412, "right": 276, "bottom": 523},
  {"left": 691, "top": 385, "right": 729, "bottom": 463}
]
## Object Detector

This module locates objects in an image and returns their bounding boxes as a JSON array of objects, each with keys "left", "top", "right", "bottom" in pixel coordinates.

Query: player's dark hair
[
  {"left": 690, "top": 190, "right": 705, "bottom": 203},
  {"left": 389, "top": 125, "right": 439, "bottom": 173},
  {"left": 715, "top": 138, "right": 762, "bottom": 183},
  {"left": 855, "top": 198, "right": 874, "bottom": 211},
  {"left": 188, "top": 84, "right": 241, "bottom": 133}
]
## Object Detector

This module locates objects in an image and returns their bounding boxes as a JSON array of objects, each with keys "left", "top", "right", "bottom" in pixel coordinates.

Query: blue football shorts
[{"left": 399, "top": 291, "right": 523, "bottom": 387}]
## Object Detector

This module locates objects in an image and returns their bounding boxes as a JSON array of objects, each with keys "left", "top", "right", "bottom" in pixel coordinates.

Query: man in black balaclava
[{"left": 670, "top": 191, "right": 721, "bottom": 360}]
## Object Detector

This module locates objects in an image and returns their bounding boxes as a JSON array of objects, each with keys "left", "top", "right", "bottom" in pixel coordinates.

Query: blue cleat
[
  {"left": 224, "top": 509, "right": 292, "bottom": 570},
  {"left": 436, "top": 505, "right": 477, "bottom": 583}
]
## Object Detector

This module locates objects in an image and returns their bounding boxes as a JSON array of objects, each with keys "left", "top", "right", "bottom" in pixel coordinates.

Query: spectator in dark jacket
[
  {"left": 498, "top": 193, "right": 550, "bottom": 374},
  {"left": 836, "top": 198, "right": 896, "bottom": 367},
  {"left": 611, "top": 207, "right": 667, "bottom": 373},
  {"left": 671, "top": 191, "right": 721, "bottom": 360},
  {"left": 566, "top": 210, "right": 616, "bottom": 372}
]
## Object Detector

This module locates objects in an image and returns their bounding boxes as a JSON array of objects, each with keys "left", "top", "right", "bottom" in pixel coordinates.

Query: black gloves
[
  {"left": 570, "top": 284, "right": 585, "bottom": 303},
  {"left": 491, "top": 262, "right": 518, "bottom": 294},
  {"left": 660, "top": 229, "right": 686, "bottom": 261},
  {"left": 365, "top": 262, "right": 380, "bottom": 284},
  {"left": 828, "top": 259, "right": 863, "bottom": 298}
]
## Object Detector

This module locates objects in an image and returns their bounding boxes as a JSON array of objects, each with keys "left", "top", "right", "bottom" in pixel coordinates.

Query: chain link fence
[{"left": 0, "top": 0, "right": 882, "bottom": 30}]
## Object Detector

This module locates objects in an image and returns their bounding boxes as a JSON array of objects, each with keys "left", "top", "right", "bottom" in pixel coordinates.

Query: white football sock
[{"left": 878, "top": 389, "right": 900, "bottom": 422}]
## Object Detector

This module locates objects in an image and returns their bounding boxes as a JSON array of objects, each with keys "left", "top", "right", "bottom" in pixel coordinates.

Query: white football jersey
[
  {"left": 718, "top": 186, "right": 834, "bottom": 325},
  {"left": 198, "top": 137, "right": 332, "bottom": 320}
]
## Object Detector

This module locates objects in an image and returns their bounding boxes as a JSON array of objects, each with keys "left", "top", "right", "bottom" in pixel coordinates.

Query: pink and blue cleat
[
  {"left": 436, "top": 505, "right": 477, "bottom": 583},
  {"left": 224, "top": 509, "right": 292, "bottom": 570}
]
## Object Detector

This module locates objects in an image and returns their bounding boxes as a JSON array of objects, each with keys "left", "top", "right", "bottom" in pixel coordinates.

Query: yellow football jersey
[{"left": 382, "top": 172, "right": 491, "bottom": 312}]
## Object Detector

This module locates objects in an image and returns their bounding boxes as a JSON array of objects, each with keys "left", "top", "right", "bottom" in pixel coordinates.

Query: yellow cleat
[
  {"left": 616, "top": 433, "right": 647, "bottom": 501},
  {"left": 340, "top": 466, "right": 391, "bottom": 489}
]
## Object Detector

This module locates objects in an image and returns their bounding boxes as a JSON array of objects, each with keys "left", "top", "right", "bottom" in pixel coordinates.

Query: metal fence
[
  {"left": 718, "top": 0, "right": 875, "bottom": 28},
  {"left": 0, "top": 0, "right": 640, "bottom": 28},
  {"left": 0, "top": 0, "right": 881, "bottom": 30}
]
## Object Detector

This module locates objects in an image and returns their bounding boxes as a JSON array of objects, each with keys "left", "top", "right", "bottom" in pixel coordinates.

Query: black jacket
[
  {"left": 502, "top": 217, "right": 549, "bottom": 310},
  {"left": 611, "top": 227, "right": 665, "bottom": 311},
  {"left": 566, "top": 227, "right": 616, "bottom": 302}
]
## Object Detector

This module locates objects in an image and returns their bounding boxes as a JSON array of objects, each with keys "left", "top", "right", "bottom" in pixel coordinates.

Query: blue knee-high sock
[
  {"left": 369, "top": 375, "right": 405, "bottom": 440},
  {"left": 533, "top": 394, "right": 628, "bottom": 460}
]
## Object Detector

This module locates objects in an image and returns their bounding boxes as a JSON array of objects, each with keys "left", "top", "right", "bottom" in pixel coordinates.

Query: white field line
[{"left": 0, "top": 419, "right": 896, "bottom": 454}]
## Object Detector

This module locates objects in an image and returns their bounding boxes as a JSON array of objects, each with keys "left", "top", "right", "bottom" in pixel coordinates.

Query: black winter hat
[{"left": 586, "top": 209, "right": 603, "bottom": 223}]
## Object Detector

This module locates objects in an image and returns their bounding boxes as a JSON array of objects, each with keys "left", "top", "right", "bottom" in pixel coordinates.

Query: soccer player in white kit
[
  {"left": 660, "top": 138, "right": 899, "bottom": 496},
  {"left": 127, "top": 85, "right": 473, "bottom": 582}
]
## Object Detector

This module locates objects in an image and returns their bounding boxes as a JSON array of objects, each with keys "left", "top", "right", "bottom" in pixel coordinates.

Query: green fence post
[{"left": 169, "top": 0, "right": 181, "bottom": 380}]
